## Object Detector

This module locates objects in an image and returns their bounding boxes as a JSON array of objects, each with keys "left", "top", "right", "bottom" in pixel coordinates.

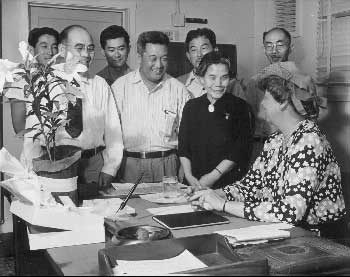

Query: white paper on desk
[
  {"left": 82, "top": 198, "right": 135, "bottom": 218},
  {"left": 113, "top": 249, "right": 207, "bottom": 276},
  {"left": 147, "top": 204, "right": 195, "bottom": 215},
  {"left": 27, "top": 224, "right": 105, "bottom": 250},
  {"left": 215, "top": 223, "right": 291, "bottom": 243},
  {"left": 111, "top": 182, "right": 187, "bottom": 196}
]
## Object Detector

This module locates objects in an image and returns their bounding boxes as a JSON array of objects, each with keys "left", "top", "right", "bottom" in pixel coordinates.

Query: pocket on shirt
[{"left": 162, "top": 111, "right": 177, "bottom": 136}]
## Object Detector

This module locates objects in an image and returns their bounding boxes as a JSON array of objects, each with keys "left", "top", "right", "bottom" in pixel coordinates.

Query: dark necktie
[{"left": 65, "top": 98, "right": 83, "bottom": 138}]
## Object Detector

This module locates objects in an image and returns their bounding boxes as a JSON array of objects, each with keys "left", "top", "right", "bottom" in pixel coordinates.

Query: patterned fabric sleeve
[{"left": 224, "top": 126, "right": 344, "bottom": 225}]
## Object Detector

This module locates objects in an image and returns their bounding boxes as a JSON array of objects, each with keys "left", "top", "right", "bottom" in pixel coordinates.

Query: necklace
[{"left": 208, "top": 104, "right": 215, "bottom": 112}]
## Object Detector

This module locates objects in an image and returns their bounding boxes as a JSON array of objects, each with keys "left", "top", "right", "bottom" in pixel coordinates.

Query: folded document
[{"left": 215, "top": 223, "right": 292, "bottom": 245}]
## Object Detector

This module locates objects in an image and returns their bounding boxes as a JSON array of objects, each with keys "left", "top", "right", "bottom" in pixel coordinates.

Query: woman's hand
[
  {"left": 189, "top": 189, "right": 226, "bottom": 211},
  {"left": 199, "top": 170, "right": 221, "bottom": 188},
  {"left": 185, "top": 174, "right": 202, "bottom": 191}
]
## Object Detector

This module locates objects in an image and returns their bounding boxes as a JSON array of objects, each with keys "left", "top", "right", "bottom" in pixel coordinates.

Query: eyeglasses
[
  {"left": 264, "top": 42, "right": 288, "bottom": 52},
  {"left": 66, "top": 43, "right": 95, "bottom": 54}
]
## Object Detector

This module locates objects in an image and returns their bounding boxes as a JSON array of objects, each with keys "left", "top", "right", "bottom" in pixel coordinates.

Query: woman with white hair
[{"left": 190, "top": 62, "right": 346, "bottom": 239}]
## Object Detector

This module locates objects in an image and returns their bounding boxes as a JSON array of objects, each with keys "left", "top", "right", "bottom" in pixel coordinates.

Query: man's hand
[{"left": 98, "top": 172, "right": 114, "bottom": 190}]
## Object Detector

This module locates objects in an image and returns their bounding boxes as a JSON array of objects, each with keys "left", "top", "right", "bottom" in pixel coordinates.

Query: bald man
[{"left": 55, "top": 25, "right": 123, "bottom": 190}]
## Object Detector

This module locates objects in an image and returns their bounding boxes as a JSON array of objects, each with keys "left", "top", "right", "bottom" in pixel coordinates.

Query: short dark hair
[
  {"left": 136, "top": 31, "right": 169, "bottom": 55},
  {"left": 196, "top": 51, "right": 232, "bottom": 78},
  {"left": 263, "top": 27, "right": 291, "bottom": 44},
  {"left": 185, "top": 28, "right": 216, "bottom": 52},
  {"left": 59, "top": 25, "right": 89, "bottom": 44},
  {"left": 28, "top": 27, "right": 59, "bottom": 48},
  {"left": 100, "top": 25, "right": 130, "bottom": 49}
]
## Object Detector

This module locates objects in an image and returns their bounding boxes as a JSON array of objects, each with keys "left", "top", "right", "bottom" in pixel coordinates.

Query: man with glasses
[
  {"left": 56, "top": 25, "right": 123, "bottom": 191},
  {"left": 245, "top": 27, "right": 292, "bottom": 163},
  {"left": 111, "top": 31, "right": 190, "bottom": 183},
  {"left": 97, "top": 25, "right": 132, "bottom": 86}
]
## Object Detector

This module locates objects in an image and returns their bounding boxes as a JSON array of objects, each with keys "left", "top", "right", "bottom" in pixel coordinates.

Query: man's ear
[
  {"left": 58, "top": 43, "right": 66, "bottom": 58},
  {"left": 137, "top": 52, "right": 142, "bottom": 66},
  {"left": 100, "top": 48, "right": 106, "bottom": 58},
  {"left": 186, "top": 51, "right": 191, "bottom": 63},
  {"left": 28, "top": 46, "right": 35, "bottom": 56}
]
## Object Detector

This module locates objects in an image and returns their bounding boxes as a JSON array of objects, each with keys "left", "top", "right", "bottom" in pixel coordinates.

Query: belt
[
  {"left": 253, "top": 136, "right": 267, "bottom": 143},
  {"left": 124, "top": 149, "right": 177, "bottom": 159},
  {"left": 81, "top": 146, "right": 105, "bottom": 159}
]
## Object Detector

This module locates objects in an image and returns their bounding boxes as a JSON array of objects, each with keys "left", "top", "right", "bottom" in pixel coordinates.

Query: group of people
[{"left": 7, "top": 23, "right": 346, "bottom": 238}]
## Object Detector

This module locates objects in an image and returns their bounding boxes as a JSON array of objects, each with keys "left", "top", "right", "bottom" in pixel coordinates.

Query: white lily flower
[
  {"left": 18, "top": 41, "right": 34, "bottom": 62},
  {"left": 0, "top": 59, "right": 20, "bottom": 94},
  {"left": 51, "top": 52, "right": 87, "bottom": 83}
]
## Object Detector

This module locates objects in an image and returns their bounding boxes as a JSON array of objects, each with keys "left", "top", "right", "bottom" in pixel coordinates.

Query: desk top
[{"left": 46, "top": 198, "right": 310, "bottom": 276}]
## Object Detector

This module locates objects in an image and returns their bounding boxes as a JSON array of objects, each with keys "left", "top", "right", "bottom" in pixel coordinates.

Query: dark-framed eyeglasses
[
  {"left": 66, "top": 43, "right": 95, "bottom": 54},
  {"left": 264, "top": 42, "right": 288, "bottom": 52}
]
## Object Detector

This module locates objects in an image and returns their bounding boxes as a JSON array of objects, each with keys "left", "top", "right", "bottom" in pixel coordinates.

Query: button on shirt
[
  {"left": 22, "top": 75, "right": 124, "bottom": 176},
  {"left": 177, "top": 71, "right": 247, "bottom": 101},
  {"left": 111, "top": 70, "right": 191, "bottom": 152}
]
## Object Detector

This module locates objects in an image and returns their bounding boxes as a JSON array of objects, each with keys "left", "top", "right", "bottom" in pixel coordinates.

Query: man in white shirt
[
  {"left": 111, "top": 31, "right": 191, "bottom": 183},
  {"left": 54, "top": 25, "right": 123, "bottom": 189},
  {"left": 9, "top": 27, "right": 59, "bottom": 134},
  {"left": 177, "top": 28, "right": 245, "bottom": 100}
]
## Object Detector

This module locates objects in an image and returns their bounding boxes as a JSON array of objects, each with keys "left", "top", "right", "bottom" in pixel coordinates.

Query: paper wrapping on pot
[{"left": 0, "top": 148, "right": 77, "bottom": 206}]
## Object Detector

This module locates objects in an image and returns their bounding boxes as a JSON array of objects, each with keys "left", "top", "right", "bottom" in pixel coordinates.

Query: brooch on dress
[
  {"left": 208, "top": 104, "right": 215, "bottom": 112},
  {"left": 224, "top": 112, "right": 230, "bottom": 120}
]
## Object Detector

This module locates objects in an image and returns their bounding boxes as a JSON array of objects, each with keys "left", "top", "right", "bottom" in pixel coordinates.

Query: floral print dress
[{"left": 223, "top": 120, "right": 346, "bottom": 226}]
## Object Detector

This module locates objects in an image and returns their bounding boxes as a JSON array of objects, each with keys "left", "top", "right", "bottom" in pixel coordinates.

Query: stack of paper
[
  {"left": 27, "top": 222, "right": 104, "bottom": 250},
  {"left": 215, "top": 223, "right": 292, "bottom": 245},
  {"left": 113, "top": 249, "right": 207, "bottom": 275},
  {"left": 13, "top": 196, "right": 105, "bottom": 250},
  {"left": 82, "top": 198, "right": 135, "bottom": 219}
]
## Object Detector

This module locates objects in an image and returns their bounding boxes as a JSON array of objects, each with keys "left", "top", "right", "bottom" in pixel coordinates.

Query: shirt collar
[
  {"left": 132, "top": 69, "right": 169, "bottom": 92},
  {"left": 185, "top": 70, "right": 198, "bottom": 86},
  {"left": 79, "top": 72, "right": 94, "bottom": 84}
]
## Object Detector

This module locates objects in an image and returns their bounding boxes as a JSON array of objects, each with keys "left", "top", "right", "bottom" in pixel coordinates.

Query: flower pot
[{"left": 32, "top": 145, "right": 81, "bottom": 206}]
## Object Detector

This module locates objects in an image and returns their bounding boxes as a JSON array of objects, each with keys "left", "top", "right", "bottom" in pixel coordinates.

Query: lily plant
[{"left": 0, "top": 41, "right": 87, "bottom": 162}]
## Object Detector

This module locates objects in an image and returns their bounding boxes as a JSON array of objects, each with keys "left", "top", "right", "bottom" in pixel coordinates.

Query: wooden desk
[{"left": 45, "top": 198, "right": 310, "bottom": 276}]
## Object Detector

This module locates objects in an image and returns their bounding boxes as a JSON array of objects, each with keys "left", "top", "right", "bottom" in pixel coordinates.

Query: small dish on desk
[{"left": 111, "top": 225, "right": 172, "bottom": 246}]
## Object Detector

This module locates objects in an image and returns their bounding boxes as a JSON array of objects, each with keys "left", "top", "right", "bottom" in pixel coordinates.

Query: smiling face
[
  {"left": 139, "top": 43, "right": 168, "bottom": 84},
  {"left": 102, "top": 37, "right": 130, "bottom": 68},
  {"left": 186, "top": 36, "right": 214, "bottom": 70},
  {"left": 200, "top": 63, "right": 230, "bottom": 102},
  {"left": 62, "top": 27, "right": 95, "bottom": 68},
  {"left": 33, "top": 34, "right": 58, "bottom": 65},
  {"left": 264, "top": 29, "right": 291, "bottom": 64}
]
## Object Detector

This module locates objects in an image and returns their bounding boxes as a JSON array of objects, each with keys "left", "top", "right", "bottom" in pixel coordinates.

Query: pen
[{"left": 115, "top": 174, "right": 143, "bottom": 214}]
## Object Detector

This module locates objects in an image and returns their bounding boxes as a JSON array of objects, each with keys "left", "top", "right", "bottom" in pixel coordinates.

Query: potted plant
[{"left": 0, "top": 41, "right": 87, "bottom": 203}]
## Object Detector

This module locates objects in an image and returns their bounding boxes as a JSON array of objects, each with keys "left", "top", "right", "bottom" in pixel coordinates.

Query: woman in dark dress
[{"left": 178, "top": 51, "right": 252, "bottom": 190}]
